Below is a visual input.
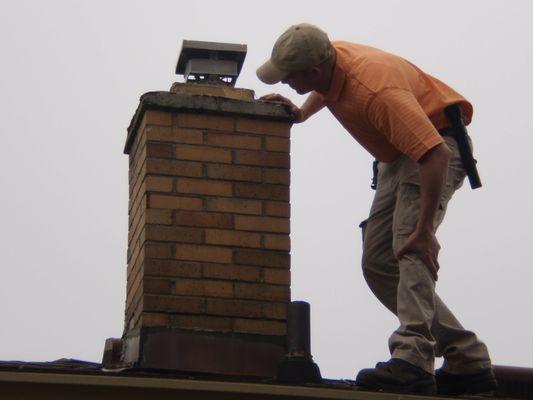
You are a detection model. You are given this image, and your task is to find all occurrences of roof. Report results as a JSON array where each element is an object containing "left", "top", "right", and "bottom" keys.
[
  {"left": 2, "top": 358, "right": 529, "bottom": 400},
  {"left": 0, "top": 358, "right": 459, "bottom": 400}
]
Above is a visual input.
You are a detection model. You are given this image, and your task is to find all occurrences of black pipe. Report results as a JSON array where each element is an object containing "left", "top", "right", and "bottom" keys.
[{"left": 276, "top": 301, "right": 321, "bottom": 383}]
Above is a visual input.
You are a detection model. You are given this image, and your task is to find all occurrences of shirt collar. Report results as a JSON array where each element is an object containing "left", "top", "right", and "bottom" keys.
[{"left": 320, "top": 62, "right": 346, "bottom": 103}]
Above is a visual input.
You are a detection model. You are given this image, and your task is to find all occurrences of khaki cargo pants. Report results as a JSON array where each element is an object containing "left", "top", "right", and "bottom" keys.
[{"left": 361, "top": 136, "right": 492, "bottom": 375}]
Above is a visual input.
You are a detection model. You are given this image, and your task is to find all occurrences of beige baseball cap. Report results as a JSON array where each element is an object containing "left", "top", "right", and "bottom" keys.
[{"left": 257, "top": 23, "right": 332, "bottom": 84}]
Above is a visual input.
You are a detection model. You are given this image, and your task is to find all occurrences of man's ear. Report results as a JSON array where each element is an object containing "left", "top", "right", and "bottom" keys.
[{"left": 309, "top": 66, "right": 323, "bottom": 81}]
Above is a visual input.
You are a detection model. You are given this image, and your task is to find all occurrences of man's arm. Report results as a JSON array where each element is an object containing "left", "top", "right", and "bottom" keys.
[
  {"left": 396, "top": 143, "right": 451, "bottom": 280},
  {"left": 367, "top": 89, "right": 452, "bottom": 280},
  {"left": 260, "top": 91, "right": 325, "bottom": 123}
]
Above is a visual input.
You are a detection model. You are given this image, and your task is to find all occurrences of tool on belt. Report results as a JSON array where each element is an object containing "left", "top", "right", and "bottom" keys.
[
  {"left": 442, "top": 103, "right": 482, "bottom": 189},
  {"left": 370, "top": 103, "right": 482, "bottom": 190}
]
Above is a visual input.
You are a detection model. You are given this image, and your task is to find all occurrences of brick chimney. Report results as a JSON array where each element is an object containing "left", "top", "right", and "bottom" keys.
[{"left": 107, "top": 41, "right": 293, "bottom": 377}]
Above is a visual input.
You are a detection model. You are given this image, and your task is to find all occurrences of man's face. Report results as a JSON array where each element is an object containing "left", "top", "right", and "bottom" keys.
[{"left": 281, "top": 69, "right": 317, "bottom": 95}]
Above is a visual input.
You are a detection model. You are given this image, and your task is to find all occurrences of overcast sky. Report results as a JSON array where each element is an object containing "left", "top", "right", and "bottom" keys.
[{"left": 1, "top": 0, "right": 532, "bottom": 379}]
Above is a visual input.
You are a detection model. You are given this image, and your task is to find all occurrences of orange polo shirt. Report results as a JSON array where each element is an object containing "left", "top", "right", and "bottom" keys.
[{"left": 318, "top": 41, "right": 473, "bottom": 162}]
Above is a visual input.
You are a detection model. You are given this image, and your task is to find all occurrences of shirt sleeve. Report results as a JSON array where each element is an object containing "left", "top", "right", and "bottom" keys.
[{"left": 367, "top": 88, "right": 444, "bottom": 161}]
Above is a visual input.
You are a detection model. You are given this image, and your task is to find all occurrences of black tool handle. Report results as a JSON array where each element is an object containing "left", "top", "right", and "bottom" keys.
[{"left": 444, "top": 104, "right": 482, "bottom": 189}]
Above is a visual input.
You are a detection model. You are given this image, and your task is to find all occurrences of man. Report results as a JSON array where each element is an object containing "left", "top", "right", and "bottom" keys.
[{"left": 257, "top": 23, "right": 497, "bottom": 395}]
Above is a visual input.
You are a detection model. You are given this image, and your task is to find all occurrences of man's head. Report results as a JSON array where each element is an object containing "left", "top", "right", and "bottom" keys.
[{"left": 257, "top": 23, "right": 335, "bottom": 94}]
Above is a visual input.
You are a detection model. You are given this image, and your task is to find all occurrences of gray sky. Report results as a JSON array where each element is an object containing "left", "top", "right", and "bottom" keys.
[{"left": 1, "top": 0, "right": 532, "bottom": 379}]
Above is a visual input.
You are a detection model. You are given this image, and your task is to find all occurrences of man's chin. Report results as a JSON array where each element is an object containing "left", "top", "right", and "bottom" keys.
[{"left": 295, "top": 88, "right": 311, "bottom": 95}]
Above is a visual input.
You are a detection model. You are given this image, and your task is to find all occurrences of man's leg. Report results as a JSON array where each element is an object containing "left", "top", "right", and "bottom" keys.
[
  {"left": 359, "top": 137, "right": 493, "bottom": 393},
  {"left": 361, "top": 160, "right": 399, "bottom": 315},
  {"left": 388, "top": 180, "right": 444, "bottom": 374},
  {"left": 432, "top": 296, "right": 492, "bottom": 373},
  {"left": 358, "top": 159, "right": 437, "bottom": 394},
  {"left": 388, "top": 137, "right": 492, "bottom": 375}
]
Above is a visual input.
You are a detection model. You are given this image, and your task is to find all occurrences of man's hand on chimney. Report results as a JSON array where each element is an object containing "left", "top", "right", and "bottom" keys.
[{"left": 260, "top": 93, "right": 303, "bottom": 122}]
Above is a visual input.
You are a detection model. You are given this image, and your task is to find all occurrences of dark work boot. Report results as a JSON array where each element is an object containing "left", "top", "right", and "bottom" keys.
[
  {"left": 436, "top": 368, "right": 498, "bottom": 395},
  {"left": 355, "top": 358, "right": 437, "bottom": 395}
]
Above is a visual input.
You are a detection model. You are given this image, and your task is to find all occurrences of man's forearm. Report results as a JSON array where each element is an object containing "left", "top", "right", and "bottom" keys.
[
  {"left": 416, "top": 143, "right": 451, "bottom": 232},
  {"left": 300, "top": 91, "right": 326, "bottom": 122}
]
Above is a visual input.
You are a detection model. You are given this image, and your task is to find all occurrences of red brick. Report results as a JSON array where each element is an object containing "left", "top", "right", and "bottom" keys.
[
  {"left": 205, "top": 229, "right": 261, "bottom": 248},
  {"left": 203, "top": 263, "right": 262, "bottom": 282},
  {"left": 145, "top": 209, "right": 173, "bottom": 225},
  {"left": 145, "top": 176, "right": 173, "bottom": 192},
  {"left": 235, "top": 215, "right": 290, "bottom": 234},
  {"left": 146, "top": 142, "right": 174, "bottom": 158},
  {"left": 128, "top": 239, "right": 145, "bottom": 272},
  {"left": 262, "top": 303, "right": 288, "bottom": 320},
  {"left": 146, "top": 126, "right": 203, "bottom": 144},
  {"left": 234, "top": 249, "right": 290, "bottom": 268},
  {"left": 127, "top": 304, "right": 143, "bottom": 331},
  {"left": 234, "top": 150, "right": 289, "bottom": 168},
  {"left": 130, "top": 157, "right": 147, "bottom": 193},
  {"left": 126, "top": 295, "right": 142, "bottom": 329},
  {"left": 234, "top": 282, "right": 290, "bottom": 302},
  {"left": 263, "top": 168, "right": 290, "bottom": 185},
  {"left": 129, "top": 204, "right": 145, "bottom": 241},
  {"left": 175, "top": 144, "right": 232, "bottom": 163},
  {"left": 129, "top": 181, "right": 147, "bottom": 214},
  {"left": 127, "top": 237, "right": 141, "bottom": 265},
  {"left": 206, "top": 298, "right": 263, "bottom": 318},
  {"left": 145, "top": 225, "right": 203, "bottom": 244},
  {"left": 130, "top": 163, "right": 146, "bottom": 198},
  {"left": 205, "top": 197, "right": 262, "bottom": 215},
  {"left": 129, "top": 214, "right": 143, "bottom": 248},
  {"left": 144, "top": 294, "right": 205, "bottom": 313},
  {"left": 149, "top": 194, "right": 203, "bottom": 211},
  {"left": 126, "top": 263, "right": 142, "bottom": 298},
  {"left": 207, "top": 164, "right": 262, "bottom": 182},
  {"left": 170, "top": 315, "right": 232, "bottom": 332},
  {"left": 236, "top": 118, "right": 290, "bottom": 137},
  {"left": 263, "top": 269, "right": 290, "bottom": 285},
  {"left": 145, "top": 243, "right": 173, "bottom": 259},
  {"left": 233, "top": 183, "right": 289, "bottom": 201},
  {"left": 177, "top": 113, "right": 234, "bottom": 131},
  {"left": 205, "top": 132, "right": 261, "bottom": 150},
  {"left": 265, "top": 137, "right": 290, "bottom": 152},
  {"left": 144, "top": 110, "right": 172, "bottom": 126},
  {"left": 174, "top": 211, "right": 232, "bottom": 228},
  {"left": 175, "top": 244, "right": 233, "bottom": 263},
  {"left": 129, "top": 166, "right": 143, "bottom": 202},
  {"left": 129, "top": 128, "right": 147, "bottom": 164},
  {"left": 264, "top": 201, "right": 290, "bottom": 217},
  {"left": 264, "top": 234, "right": 290, "bottom": 251},
  {"left": 144, "top": 278, "right": 172, "bottom": 294},
  {"left": 144, "top": 259, "right": 202, "bottom": 278},
  {"left": 129, "top": 156, "right": 145, "bottom": 184},
  {"left": 233, "top": 319, "right": 286, "bottom": 336},
  {"left": 174, "top": 279, "right": 233, "bottom": 298},
  {"left": 176, "top": 178, "right": 232, "bottom": 196},
  {"left": 126, "top": 264, "right": 143, "bottom": 309},
  {"left": 127, "top": 248, "right": 144, "bottom": 283},
  {"left": 140, "top": 312, "right": 170, "bottom": 327},
  {"left": 146, "top": 159, "right": 203, "bottom": 177}
]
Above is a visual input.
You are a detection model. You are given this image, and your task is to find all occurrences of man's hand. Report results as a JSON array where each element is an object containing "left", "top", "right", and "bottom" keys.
[
  {"left": 396, "top": 228, "right": 440, "bottom": 281},
  {"left": 394, "top": 142, "right": 451, "bottom": 282},
  {"left": 260, "top": 93, "right": 304, "bottom": 122}
]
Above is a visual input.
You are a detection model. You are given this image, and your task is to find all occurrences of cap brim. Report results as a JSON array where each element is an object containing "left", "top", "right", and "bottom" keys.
[{"left": 256, "top": 59, "right": 289, "bottom": 84}]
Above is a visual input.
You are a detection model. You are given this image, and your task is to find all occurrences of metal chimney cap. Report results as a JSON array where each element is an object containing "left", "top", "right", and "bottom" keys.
[{"left": 176, "top": 40, "right": 247, "bottom": 87}]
